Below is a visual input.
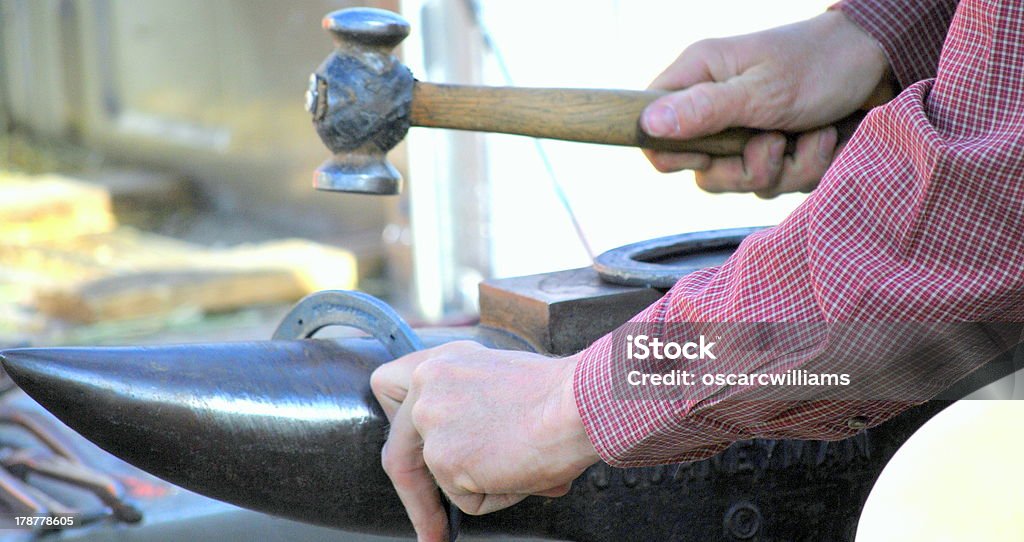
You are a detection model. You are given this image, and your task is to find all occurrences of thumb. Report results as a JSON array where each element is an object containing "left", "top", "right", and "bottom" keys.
[{"left": 641, "top": 79, "right": 751, "bottom": 140}]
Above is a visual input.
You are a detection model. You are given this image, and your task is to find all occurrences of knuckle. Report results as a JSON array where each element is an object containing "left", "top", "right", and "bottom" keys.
[
  {"left": 369, "top": 365, "right": 388, "bottom": 395},
  {"left": 409, "top": 398, "right": 436, "bottom": 429},
  {"left": 421, "top": 444, "right": 449, "bottom": 476},
  {"left": 420, "top": 441, "right": 441, "bottom": 466},
  {"left": 686, "top": 38, "right": 717, "bottom": 59},
  {"left": 742, "top": 142, "right": 783, "bottom": 191},
  {"left": 409, "top": 366, "right": 428, "bottom": 390},
  {"left": 451, "top": 471, "right": 482, "bottom": 495},
  {"left": 380, "top": 447, "right": 402, "bottom": 478},
  {"left": 411, "top": 358, "right": 444, "bottom": 387}
]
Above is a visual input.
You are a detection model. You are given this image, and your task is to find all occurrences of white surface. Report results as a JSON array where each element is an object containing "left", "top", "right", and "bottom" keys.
[{"left": 858, "top": 401, "right": 1024, "bottom": 542}]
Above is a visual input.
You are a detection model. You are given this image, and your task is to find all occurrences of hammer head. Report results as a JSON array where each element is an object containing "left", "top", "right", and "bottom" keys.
[{"left": 307, "top": 8, "right": 414, "bottom": 195}]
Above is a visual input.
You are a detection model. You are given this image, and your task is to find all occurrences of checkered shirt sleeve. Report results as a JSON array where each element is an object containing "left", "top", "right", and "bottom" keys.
[{"left": 575, "top": 0, "right": 1024, "bottom": 467}]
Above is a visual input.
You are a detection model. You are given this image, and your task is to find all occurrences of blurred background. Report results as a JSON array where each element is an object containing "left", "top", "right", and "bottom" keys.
[{"left": 0, "top": 0, "right": 832, "bottom": 347}]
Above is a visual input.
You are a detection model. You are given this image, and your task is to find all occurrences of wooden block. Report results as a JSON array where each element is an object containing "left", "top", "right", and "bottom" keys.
[
  {"left": 19, "top": 230, "right": 358, "bottom": 323},
  {"left": 34, "top": 268, "right": 304, "bottom": 323},
  {"left": 0, "top": 227, "right": 199, "bottom": 289},
  {"left": 0, "top": 172, "right": 357, "bottom": 324},
  {"left": 213, "top": 239, "right": 359, "bottom": 292},
  {"left": 0, "top": 174, "right": 116, "bottom": 243},
  {"left": 479, "top": 267, "right": 662, "bottom": 355},
  {"left": 0, "top": 172, "right": 358, "bottom": 328}
]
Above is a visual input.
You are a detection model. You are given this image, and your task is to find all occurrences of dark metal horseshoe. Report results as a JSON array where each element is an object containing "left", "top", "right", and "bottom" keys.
[
  {"left": 594, "top": 226, "right": 769, "bottom": 288},
  {"left": 272, "top": 290, "right": 423, "bottom": 356}
]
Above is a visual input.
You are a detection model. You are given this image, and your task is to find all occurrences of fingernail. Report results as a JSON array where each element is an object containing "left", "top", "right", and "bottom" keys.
[
  {"left": 642, "top": 104, "right": 680, "bottom": 137},
  {"left": 818, "top": 127, "right": 837, "bottom": 162}
]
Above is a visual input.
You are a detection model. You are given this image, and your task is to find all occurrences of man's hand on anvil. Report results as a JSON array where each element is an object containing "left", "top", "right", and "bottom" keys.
[
  {"left": 370, "top": 341, "right": 599, "bottom": 542},
  {"left": 641, "top": 10, "right": 892, "bottom": 198}
]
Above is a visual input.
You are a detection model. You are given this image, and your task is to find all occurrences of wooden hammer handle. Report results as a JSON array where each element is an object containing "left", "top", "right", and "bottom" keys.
[{"left": 410, "top": 83, "right": 865, "bottom": 155}]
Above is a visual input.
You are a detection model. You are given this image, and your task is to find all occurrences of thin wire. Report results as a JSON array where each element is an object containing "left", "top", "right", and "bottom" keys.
[{"left": 460, "top": 0, "right": 596, "bottom": 261}]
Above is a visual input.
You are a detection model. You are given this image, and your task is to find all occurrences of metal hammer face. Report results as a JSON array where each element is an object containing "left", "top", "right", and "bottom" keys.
[{"left": 307, "top": 8, "right": 414, "bottom": 195}]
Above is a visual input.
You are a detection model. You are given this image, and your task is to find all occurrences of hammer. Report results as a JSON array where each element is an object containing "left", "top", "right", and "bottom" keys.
[{"left": 308, "top": 7, "right": 866, "bottom": 195}]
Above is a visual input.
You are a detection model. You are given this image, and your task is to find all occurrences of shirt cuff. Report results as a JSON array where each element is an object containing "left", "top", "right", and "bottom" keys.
[{"left": 574, "top": 327, "right": 739, "bottom": 467}]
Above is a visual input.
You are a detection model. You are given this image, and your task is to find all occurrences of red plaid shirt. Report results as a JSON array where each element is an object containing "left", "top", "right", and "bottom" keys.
[{"left": 575, "top": 0, "right": 1024, "bottom": 467}]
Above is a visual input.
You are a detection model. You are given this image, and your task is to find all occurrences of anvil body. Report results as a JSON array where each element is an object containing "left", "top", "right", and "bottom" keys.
[{"left": 3, "top": 268, "right": 1000, "bottom": 540}]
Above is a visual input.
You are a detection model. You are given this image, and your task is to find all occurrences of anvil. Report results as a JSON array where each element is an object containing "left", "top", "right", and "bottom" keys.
[{"left": 3, "top": 277, "right": 1015, "bottom": 540}]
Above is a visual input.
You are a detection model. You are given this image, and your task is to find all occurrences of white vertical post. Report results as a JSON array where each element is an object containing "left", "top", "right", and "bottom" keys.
[{"left": 399, "top": 0, "right": 488, "bottom": 321}]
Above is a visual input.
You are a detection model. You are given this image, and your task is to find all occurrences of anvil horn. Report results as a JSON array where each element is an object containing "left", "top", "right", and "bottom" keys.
[{"left": 0, "top": 339, "right": 414, "bottom": 535}]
